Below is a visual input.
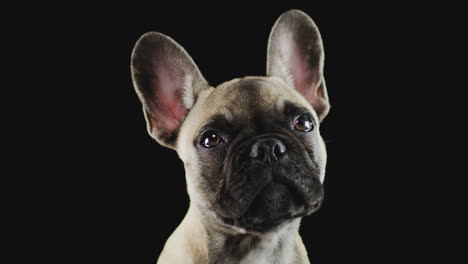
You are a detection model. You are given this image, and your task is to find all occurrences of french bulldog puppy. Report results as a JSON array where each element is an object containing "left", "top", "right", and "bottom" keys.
[{"left": 131, "top": 9, "right": 330, "bottom": 264}]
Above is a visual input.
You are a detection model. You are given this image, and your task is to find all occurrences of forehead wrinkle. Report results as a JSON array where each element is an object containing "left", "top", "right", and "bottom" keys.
[
  {"left": 216, "top": 78, "right": 286, "bottom": 120},
  {"left": 220, "top": 106, "right": 234, "bottom": 121},
  {"left": 211, "top": 86, "right": 254, "bottom": 115},
  {"left": 200, "top": 76, "right": 319, "bottom": 128}
]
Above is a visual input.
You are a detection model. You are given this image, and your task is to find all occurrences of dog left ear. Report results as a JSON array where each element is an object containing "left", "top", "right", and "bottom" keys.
[
  {"left": 267, "top": 10, "right": 330, "bottom": 121},
  {"left": 131, "top": 32, "right": 209, "bottom": 148}
]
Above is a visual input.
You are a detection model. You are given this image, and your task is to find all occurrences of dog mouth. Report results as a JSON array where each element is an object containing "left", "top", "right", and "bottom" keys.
[
  {"left": 244, "top": 182, "right": 306, "bottom": 219},
  {"left": 219, "top": 179, "right": 322, "bottom": 232}
]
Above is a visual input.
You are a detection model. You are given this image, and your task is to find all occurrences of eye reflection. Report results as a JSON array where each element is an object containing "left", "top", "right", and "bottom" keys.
[
  {"left": 201, "top": 132, "right": 222, "bottom": 148},
  {"left": 294, "top": 116, "right": 314, "bottom": 132}
]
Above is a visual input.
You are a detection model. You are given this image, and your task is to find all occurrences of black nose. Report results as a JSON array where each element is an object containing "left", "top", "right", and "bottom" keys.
[{"left": 250, "top": 138, "right": 286, "bottom": 162}]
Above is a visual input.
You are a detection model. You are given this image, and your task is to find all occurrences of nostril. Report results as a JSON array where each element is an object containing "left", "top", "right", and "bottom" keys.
[
  {"left": 273, "top": 142, "right": 286, "bottom": 158},
  {"left": 250, "top": 143, "right": 266, "bottom": 160},
  {"left": 250, "top": 139, "right": 286, "bottom": 162},
  {"left": 250, "top": 143, "right": 259, "bottom": 158}
]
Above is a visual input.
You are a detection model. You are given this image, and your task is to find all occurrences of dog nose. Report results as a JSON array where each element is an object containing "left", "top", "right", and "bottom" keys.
[{"left": 250, "top": 138, "right": 286, "bottom": 162}]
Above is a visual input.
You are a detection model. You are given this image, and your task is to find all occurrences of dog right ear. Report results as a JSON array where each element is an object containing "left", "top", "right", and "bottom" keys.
[
  {"left": 267, "top": 10, "right": 330, "bottom": 122},
  {"left": 131, "top": 32, "right": 209, "bottom": 149}
]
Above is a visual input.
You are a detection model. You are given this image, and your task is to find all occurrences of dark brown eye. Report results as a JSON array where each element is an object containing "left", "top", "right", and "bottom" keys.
[
  {"left": 201, "top": 132, "right": 223, "bottom": 148},
  {"left": 294, "top": 116, "right": 314, "bottom": 132}
]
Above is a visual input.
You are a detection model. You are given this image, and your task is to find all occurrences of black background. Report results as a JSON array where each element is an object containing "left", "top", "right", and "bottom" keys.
[{"left": 27, "top": 3, "right": 454, "bottom": 264}]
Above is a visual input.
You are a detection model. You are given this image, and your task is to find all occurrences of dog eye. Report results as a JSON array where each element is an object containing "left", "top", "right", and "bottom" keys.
[
  {"left": 200, "top": 131, "right": 223, "bottom": 148},
  {"left": 294, "top": 116, "right": 314, "bottom": 132}
]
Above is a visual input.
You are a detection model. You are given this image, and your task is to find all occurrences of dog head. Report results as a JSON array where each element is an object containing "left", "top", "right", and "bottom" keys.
[{"left": 131, "top": 10, "right": 330, "bottom": 233}]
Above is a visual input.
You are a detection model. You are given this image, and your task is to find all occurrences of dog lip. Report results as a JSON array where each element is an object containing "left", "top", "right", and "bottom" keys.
[
  {"left": 216, "top": 173, "right": 272, "bottom": 220},
  {"left": 217, "top": 171, "right": 313, "bottom": 220},
  {"left": 219, "top": 179, "right": 320, "bottom": 232},
  {"left": 272, "top": 177, "right": 307, "bottom": 206}
]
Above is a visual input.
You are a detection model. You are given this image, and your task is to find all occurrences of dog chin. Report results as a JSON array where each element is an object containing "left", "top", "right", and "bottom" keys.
[{"left": 221, "top": 182, "right": 310, "bottom": 233}]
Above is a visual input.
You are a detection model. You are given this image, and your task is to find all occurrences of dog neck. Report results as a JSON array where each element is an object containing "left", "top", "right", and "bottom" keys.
[
  {"left": 205, "top": 217, "right": 305, "bottom": 264},
  {"left": 158, "top": 205, "right": 310, "bottom": 264}
]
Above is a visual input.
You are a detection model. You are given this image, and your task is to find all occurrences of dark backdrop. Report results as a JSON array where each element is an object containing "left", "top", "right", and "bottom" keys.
[{"left": 44, "top": 4, "right": 449, "bottom": 264}]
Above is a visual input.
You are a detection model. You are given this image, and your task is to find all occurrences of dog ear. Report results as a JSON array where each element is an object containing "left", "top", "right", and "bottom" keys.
[
  {"left": 267, "top": 10, "right": 330, "bottom": 121},
  {"left": 131, "top": 32, "right": 209, "bottom": 148}
]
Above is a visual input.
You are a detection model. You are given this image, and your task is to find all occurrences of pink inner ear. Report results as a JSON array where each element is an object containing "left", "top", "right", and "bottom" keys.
[
  {"left": 288, "top": 41, "right": 319, "bottom": 102},
  {"left": 153, "top": 66, "right": 187, "bottom": 134}
]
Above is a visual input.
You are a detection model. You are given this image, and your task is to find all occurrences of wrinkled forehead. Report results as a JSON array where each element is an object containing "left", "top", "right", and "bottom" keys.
[{"left": 205, "top": 77, "right": 313, "bottom": 119}]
